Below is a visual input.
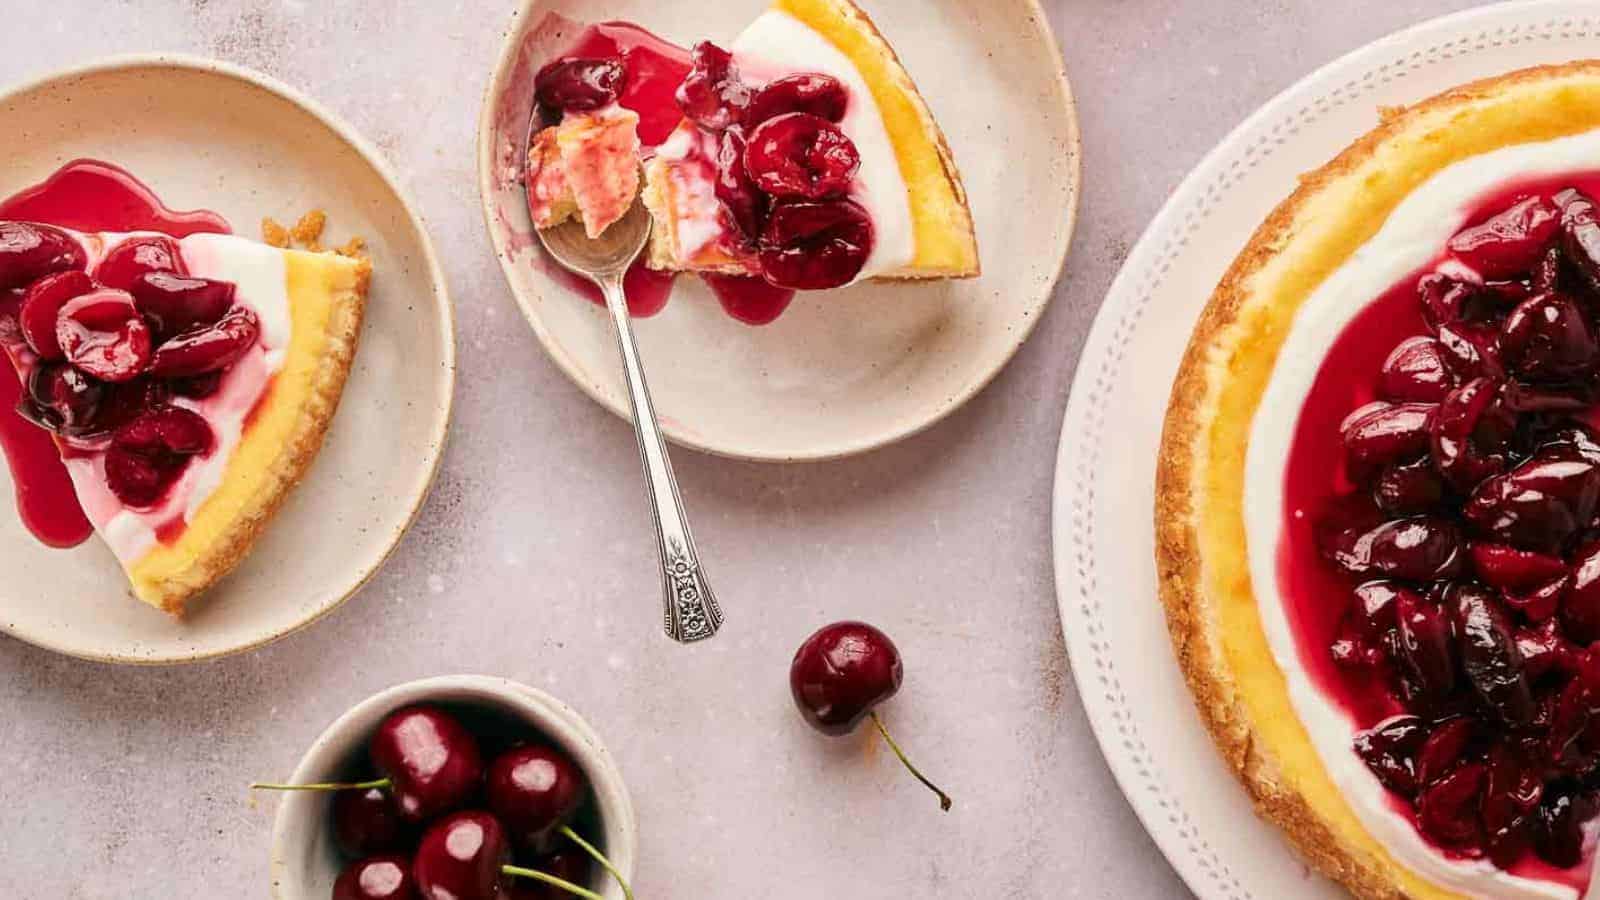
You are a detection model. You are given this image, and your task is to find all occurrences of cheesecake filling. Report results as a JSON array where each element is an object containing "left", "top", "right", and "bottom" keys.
[
  {"left": 1245, "top": 129, "right": 1600, "bottom": 899},
  {"left": 51, "top": 231, "right": 289, "bottom": 565}
]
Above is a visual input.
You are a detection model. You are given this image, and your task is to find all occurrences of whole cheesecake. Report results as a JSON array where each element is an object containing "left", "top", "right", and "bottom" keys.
[{"left": 1158, "top": 62, "right": 1600, "bottom": 898}]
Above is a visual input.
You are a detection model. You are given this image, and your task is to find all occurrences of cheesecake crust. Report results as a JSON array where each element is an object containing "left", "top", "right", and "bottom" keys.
[{"left": 1156, "top": 61, "right": 1600, "bottom": 900}]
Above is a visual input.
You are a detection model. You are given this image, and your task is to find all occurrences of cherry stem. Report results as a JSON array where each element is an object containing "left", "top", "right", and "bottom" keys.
[
  {"left": 869, "top": 711, "right": 953, "bottom": 812},
  {"left": 247, "top": 778, "right": 390, "bottom": 792},
  {"left": 502, "top": 864, "right": 605, "bottom": 900},
  {"left": 560, "top": 824, "right": 635, "bottom": 900}
]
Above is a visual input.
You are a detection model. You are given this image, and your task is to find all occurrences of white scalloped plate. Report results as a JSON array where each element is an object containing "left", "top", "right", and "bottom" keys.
[{"left": 1052, "top": 3, "right": 1600, "bottom": 897}]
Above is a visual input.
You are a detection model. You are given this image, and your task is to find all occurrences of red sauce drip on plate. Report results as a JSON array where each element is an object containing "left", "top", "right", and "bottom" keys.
[
  {"left": 1278, "top": 171, "right": 1600, "bottom": 888},
  {"left": 0, "top": 159, "right": 229, "bottom": 547},
  {"left": 703, "top": 274, "right": 796, "bottom": 326}
]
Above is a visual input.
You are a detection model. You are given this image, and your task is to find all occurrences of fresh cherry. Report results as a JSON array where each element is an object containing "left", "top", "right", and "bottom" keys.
[
  {"left": 130, "top": 272, "right": 236, "bottom": 339},
  {"left": 745, "top": 73, "right": 848, "bottom": 128},
  {"left": 94, "top": 235, "right": 182, "bottom": 292},
  {"left": 791, "top": 621, "right": 952, "bottom": 811},
  {"left": 334, "top": 787, "right": 408, "bottom": 858},
  {"left": 19, "top": 269, "right": 93, "bottom": 359},
  {"left": 759, "top": 199, "right": 874, "bottom": 291},
  {"left": 0, "top": 222, "right": 85, "bottom": 291},
  {"left": 253, "top": 705, "right": 483, "bottom": 825},
  {"left": 55, "top": 288, "right": 151, "bottom": 382},
  {"left": 148, "top": 305, "right": 259, "bottom": 378},
  {"left": 334, "top": 855, "right": 419, "bottom": 900},
  {"left": 744, "top": 113, "right": 860, "bottom": 199},
  {"left": 674, "top": 41, "right": 750, "bottom": 130},
  {"left": 503, "top": 853, "right": 590, "bottom": 900},
  {"left": 535, "top": 58, "right": 626, "bottom": 115},
  {"left": 486, "top": 745, "right": 585, "bottom": 852},
  {"left": 414, "top": 811, "right": 626, "bottom": 900}
]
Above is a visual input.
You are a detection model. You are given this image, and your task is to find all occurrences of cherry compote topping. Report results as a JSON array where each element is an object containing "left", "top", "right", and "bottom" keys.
[
  {"left": 745, "top": 73, "right": 848, "bottom": 129},
  {"left": 744, "top": 113, "right": 860, "bottom": 200},
  {"left": 95, "top": 234, "right": 183, "bottom": 292},
  {"left": 675, "top": 41, "right": 751, "bottom": 131},
  {"left": 0, "top": 222, "right": 85, "bottom": 291},
  {"left": 534, "top": 58, "right": 625, "bottom": 115},
  {"left": 759, "top": 199, "right": 874, "bottom": 291},
  {"left": 55, "top": 289, "right": 152, "bottom": 383},
  {"left": 131, "top": 272, "right": 236, "bottom": 339},
  {"left": 1295, "top": 177, "right": 1600, "bottom": 880},
  {"left": 20, "top": 270, "right": 94, "bottom": 360},
  {"left": 148, "top": 306, "right": 259, "bottom": 378}
]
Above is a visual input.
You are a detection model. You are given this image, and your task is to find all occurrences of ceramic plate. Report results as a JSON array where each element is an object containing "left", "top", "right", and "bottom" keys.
[
  {"left": 1051, "top": 2, "right": 1600, "bottom": 897},
  {"left": 479, "top": 0, "right": 1079, "bottom": 461},
  {"left": 0, "top": 56, "right": 454, "bottom": 664}
]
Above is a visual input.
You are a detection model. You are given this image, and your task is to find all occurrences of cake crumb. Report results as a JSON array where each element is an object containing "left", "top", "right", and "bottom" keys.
[
  {"left": 291, "top": 210, "right": 327, "bottom": 252},
  {"left": 337, "top": 236, "right": 367, "bottom": 258},
  {"left": 1377, "top": 104, "right": 1407, "bottom": 123},
  {"left": 261, "top": 217, "right": 290, "bottom": 248}
]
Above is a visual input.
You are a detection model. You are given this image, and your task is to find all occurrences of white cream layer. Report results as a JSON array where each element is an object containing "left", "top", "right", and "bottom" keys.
[
  {"left": 60, "top": 231, "right": 290, "bottom": 565},
  {"left": 731, "top": 9, "right": 916, "bottom": 282},
  {"left": 1243, "top": 131, "right": 1600, "bottom": 899}
]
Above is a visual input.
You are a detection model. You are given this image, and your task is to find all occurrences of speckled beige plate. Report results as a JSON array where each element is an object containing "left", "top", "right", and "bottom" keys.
[
  {"left": 478, "top": 0, "right": 1079, "bottom": 461},
  {"left": 0, "top": 56, "right": 454, "bottom": 664}
]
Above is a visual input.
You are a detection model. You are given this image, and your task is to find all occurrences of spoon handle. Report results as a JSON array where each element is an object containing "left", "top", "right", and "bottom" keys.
[{"left": 598, "top": 273, "right": 723, "bottom": 643}]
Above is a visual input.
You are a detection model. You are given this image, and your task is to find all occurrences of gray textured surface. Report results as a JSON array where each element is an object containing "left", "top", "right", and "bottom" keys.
[{"left": 0, "top": 1, "right": 1485, "bottom": 897}]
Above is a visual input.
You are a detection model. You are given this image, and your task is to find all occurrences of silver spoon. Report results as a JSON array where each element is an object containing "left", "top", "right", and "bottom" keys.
[{"left": 535, "top": 199, "right": 723, "bottom": 643}]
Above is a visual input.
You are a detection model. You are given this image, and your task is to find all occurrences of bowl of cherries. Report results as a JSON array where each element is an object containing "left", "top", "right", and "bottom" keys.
[{"left": 261, "top": 675, "right": 637, "bottom": 900}]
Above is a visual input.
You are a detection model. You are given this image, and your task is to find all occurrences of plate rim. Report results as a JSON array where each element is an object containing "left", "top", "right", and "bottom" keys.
[
  {"left": 1050, "top": 2, "right": 1600, "bottom": 896},
  {"left": 0, "top": 52, "right": 458, "bottom": 666},
  {"left": 474, "top": 0, "right": 1083, "bottom": 463}
]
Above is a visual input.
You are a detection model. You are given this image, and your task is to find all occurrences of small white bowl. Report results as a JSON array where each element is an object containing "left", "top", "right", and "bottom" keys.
[{"left": 268, "top": 675, "right": 637, "bottom": 899}]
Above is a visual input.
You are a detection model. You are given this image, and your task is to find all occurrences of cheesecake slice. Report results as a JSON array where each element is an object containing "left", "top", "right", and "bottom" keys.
[
  {"left": 0, "top": 222, "right": 368, "bottom": 613},
  {"left": 529, "top": 0, "right": 978, "bottom": 293}
]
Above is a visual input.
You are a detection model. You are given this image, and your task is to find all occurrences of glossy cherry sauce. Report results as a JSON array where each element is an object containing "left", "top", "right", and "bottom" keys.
[
  {"left": 0, "top": 159, "right": 229, "bottom": 547},
  {"left": 538, "top": 21, "right": 798, "bottom": 325},
  {"left": 1278, "top": 171, "right": 1600, "bottom": 887}
]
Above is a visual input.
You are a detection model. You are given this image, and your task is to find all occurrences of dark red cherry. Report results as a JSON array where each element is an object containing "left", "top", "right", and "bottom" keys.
[
  {"left": 1532, "top": 783, "right": 1591, "bottom": 868},
  {"left": 485, "top": 745, "right": 585, "bottom": 852},
  {"left": 1436, "top": 321, "right": 1506, "bottom": 381},
  {"left": 674, "top": 41, "right": 750, "bottom": 130},
  {"left": 1516, "top": 619, "right": 1578, "bottom": 679},
  {"left": 1374, "top": 458, "right": 1447, "bottom": 515},
  {"left": 745, "top": 113, "right": 860, "bottom": 199},
  {"left": 1430, "top": 378, "right": 1514, "bottom": 491},
  {"left": 534, "top": 58, "right": 625, "bottom": 115},
  {"left": 759, "top": 199, "right": 873, "bottom": 290},
  {"left": 130, "top": 272, "right": 235, "bottom": 339},
  {"left": 745, "top": 74, "right": 848, "bottom": 128},
  {"left": 1452, "top": 584, "right": 1535, "bottom": 728},
  {"left": 1416, "top": 762, "right": 1487, "bottom": 849},
  {"left": 1380, "top": 336, "right": 1458, "bottom": 403},
  {"left": 0, "top": 222, "right": 85, "bottom": 291},
  {"left": 1419, "top": 274, "right": 1486, "bottom": 332},
  {"left": 370, "top": 706, "right": 484, "bottom": 824},
  {"left": 95, "top": 235, "right": 182, "bottom": 292},
  {"left": 1481, "top": 747, "right": 1543, "bottom": 866},
  {"left": 1323, "top": 517, "right": 1464, "bottom": 582},
  {"left": 147, "top": 305, "right": 259, "bottom": 378},
  {"left": 1396, "top": 590, "right": 1459, "bottom": 700},
  {"left": 1447, "top": 195, "right": 1561, "bottom": 279},
  {"left": 1499, "top": 293, "right": 1598, "bottom": 382},
  {"left": 1469, "top": 542, "right": 1567, "bottom": 593},
  {"left": 791, "top": 621, "right": 902, "bottom": 735},
  {"left": 790, "top": 620, "right": 951, "bottom": 810},
  {"left": 19, "top": 269, "right": 93, "bottom": 359},
  {"left": 104, "top": 407, "right": 214, "bottom": 507},
  {"left": 1562, "top": 541, "right": 1600, "bottom": 644},
  {"left": 713, "top": 128, "right": 768, "bottom": 242},
  {"left": 1464, "top": 450, "right": 1600, "bottom": 553},
  {"left": 1353, "top": 715, "right": 1428, "bottom": 795},
  {"left": 1504, "top": 574, "right": 1568, "bottom": 623},
  {"left": 169, "top": 371, "right": 223, "bottom": 400},
  {"left": 23, "top": 363, "right": 102, "bottom": 434},
  {"left": 412, "top": 811, "right": 509, "bottom": 900},
  {"left": 1415, "top": 717, "right": 1475, "bottom": 787},
  {"left": 334, "top": 855, "right": 419, "bottom": 900},
  {"left": 1340, "top": 401, "right": 1434, "bottom": 473},
  {"left": 1556, "top": 188, "right": 1600, "bottom": 296},
  {"left": 55, "top": 289, "right": 151, "bottom": 382},
  {"left": 334, "top": 787, "right": 408, "bottom": 858}
]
